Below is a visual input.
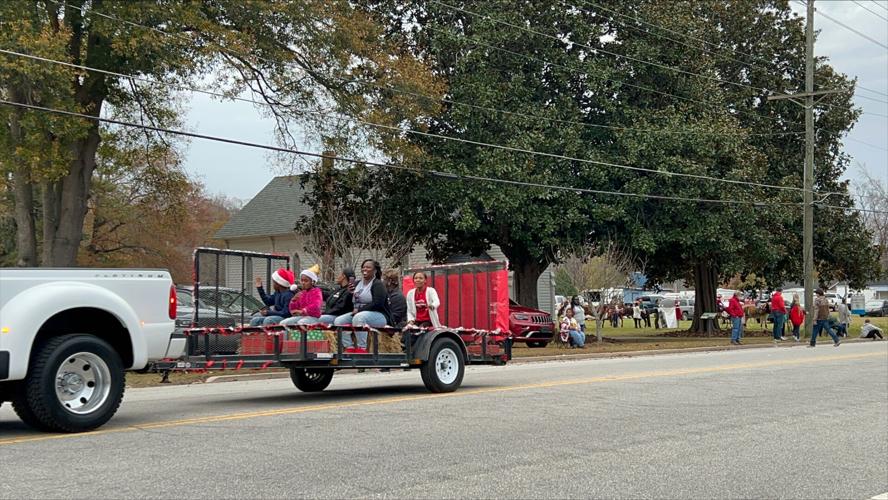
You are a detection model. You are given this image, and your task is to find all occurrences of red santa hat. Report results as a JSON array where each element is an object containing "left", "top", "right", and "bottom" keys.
[{"left": 272, "top": 268, "right": 295, "bottom": 288}]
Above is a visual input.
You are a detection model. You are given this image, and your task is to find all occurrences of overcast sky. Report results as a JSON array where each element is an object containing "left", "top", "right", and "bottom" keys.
[{"left": 181, "top": 1, "right": 888, "bottom": 202}]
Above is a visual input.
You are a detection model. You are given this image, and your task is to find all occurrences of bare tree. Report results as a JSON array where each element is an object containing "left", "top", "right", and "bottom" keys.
[
  {"left": 856, "top": 166, "right": 888, "bottom": 274},
  {"left": 558, "top": 242, "right": 643, "bottom": 344}
]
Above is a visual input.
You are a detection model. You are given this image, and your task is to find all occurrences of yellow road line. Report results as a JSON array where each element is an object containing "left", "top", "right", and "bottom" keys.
[{"left": 0, "top": 351, "right": 883, "bottom": 447}]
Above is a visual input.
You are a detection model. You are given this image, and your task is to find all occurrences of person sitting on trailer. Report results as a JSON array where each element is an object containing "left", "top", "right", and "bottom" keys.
[
  {"left": 406, "top": 271, "right": 441, "bottom": 328},
  {"left": 335, "top": 259, "right": 388, "bottom": 352},
  {"left": 280, "top": 269, "right": 324, "bottom": 326},
  {"left": 250, "top": 268, "right": 295, "bottom": 326},
  {"left": 383, "top": 270, "right": 407, "bottom": 328},
  {"left": 317, "top": 268, "right": 355, "bottom": 325}
]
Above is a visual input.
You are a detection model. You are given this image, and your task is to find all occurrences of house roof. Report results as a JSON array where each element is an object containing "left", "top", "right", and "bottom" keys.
[{"left": 215, "top": 176, "right": 312, "bottom": 240}]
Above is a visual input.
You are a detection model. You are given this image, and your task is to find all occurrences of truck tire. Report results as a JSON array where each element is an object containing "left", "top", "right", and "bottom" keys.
[
  {"left": 420, "top": 337, "right": 465, "bottom": 393},
  {"left": 12, "top": 335, "right": 125, "bottom": 433},
  {"left": 290, "top": 367, "right": 334, "bottom": 392}
]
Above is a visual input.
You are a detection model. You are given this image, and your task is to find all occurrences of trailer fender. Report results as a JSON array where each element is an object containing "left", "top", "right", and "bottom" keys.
[{"left": 409, "top": 329, "right": 468, "bottom": 362}]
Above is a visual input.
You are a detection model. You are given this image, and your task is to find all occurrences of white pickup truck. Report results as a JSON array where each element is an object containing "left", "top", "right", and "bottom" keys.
[{"left": 0, "top": 269, "right": 183, "bottom": 432}]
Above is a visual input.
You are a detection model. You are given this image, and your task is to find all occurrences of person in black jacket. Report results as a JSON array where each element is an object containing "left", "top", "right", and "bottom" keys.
[
  {"left": 317, "top": 268, "right": 355, "bottom": 324},
  {"left": 383, "top": 270, "right": 407, "bottom": 328},
  {"left": 334, "top": 259, "right": 387, "bottom": 351}
]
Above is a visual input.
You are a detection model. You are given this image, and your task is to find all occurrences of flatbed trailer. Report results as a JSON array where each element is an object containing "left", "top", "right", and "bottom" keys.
[{"left": 155, "top": 323, "right": 512, "bottom": 393}]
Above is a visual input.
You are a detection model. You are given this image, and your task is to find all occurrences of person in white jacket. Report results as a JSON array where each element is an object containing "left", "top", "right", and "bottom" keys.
[{"left": 406, "top": 271, "right": 442, "bottom": 328}]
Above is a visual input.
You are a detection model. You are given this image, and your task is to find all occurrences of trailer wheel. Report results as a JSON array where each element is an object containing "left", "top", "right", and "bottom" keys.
[
  {"left": 421, "top": 337, "right": 465, "bottom": 393},
  {"left": 12, "top": 335, "right": 125, "bottom": 433},
  {"left": 290, "top": 367, "right": 334, "bottom": 392}
]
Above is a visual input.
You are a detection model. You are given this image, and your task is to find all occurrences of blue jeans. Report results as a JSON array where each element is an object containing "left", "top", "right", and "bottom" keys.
[
  {"left": 250, "top": 314, "right": 284, "bottom": 326},
  {"left": 334, "top": 311, "right": 387, "bottom": 348},
  {"left": 318, "top": 314, "right": 338, "bottom": 325},
  {"left": 568, "top": 330, "right": 584, "bottom": 347},
  {"left": 811, "top": 319, "right": 839, "bottom": 346},
  {"left": 772, "top": 313, "right": 786, "bottom": 339},
  {"left": 280, "top": 316, "right": 321, "bottom": 326},
  {"left": 731, "top": 316, "right": 743, "bottom": 342}
]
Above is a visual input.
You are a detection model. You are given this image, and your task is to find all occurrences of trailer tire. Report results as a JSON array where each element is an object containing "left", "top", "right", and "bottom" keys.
[
  {"left": 12, "top": 335, "right": 125, "bottom": 433},
  {"left": 290, "top": 367, "right": 334, "bottom": 392},
  {"left": 421, "top": 337, "right": 464, "bottom": 393}
]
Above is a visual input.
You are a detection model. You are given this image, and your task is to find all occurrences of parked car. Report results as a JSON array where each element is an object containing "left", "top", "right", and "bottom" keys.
[
  {"left": 677, "top": 298, "right": 695, "bottom": 321},
  {"left": 175, "top": 286, "right": 266, "bottom": 354},
  {"left": 509, "top": 299, "right": 556, "bottom": 348},
  {"left": 864, "top": 299, "right": 888, "bottom": 317}
]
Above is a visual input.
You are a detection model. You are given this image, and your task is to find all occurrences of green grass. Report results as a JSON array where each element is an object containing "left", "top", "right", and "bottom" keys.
[{"left": 577, "top": 315, "right": 888, "bottom": 338}]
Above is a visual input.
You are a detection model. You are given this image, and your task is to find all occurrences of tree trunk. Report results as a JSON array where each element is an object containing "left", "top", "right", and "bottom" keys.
[
  {"left": 11, "top": 166, "right": 37, "bottom": 267},
  {"left": 512, "top": 259, "right": 544, "bottom": 308},
  {"left": 690, "top": 261, "right": 720, "bottom": 335},
  {"left": 8, "top": 89, "right": 37, "bottom": 267},
  {"left": 42, "top": 123, "right": 102, "bottom": 266}
]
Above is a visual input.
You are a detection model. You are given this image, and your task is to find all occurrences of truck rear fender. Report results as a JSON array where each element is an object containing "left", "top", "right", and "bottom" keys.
[
  {"left": 410, "top": 329, "right": 467, "bottom": 362},
  {"left": 2, "top": 282, "right": 145, "bottom": 380}
]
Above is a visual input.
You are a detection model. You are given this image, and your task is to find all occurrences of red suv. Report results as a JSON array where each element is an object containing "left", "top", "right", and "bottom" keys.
[{"left": 509, "top": 299, "right": 555, "bottom": 347}]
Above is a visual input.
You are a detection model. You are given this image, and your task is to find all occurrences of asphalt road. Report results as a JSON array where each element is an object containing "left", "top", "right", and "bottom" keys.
[{"left": 1, "top": 342, "right": 886, "bottom": 499}]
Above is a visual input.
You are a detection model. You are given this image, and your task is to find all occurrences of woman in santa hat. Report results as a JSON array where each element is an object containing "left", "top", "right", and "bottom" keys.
[
  {"left": 249, "top": 268, "right": 296, "bottom": 326},
  {"left": 280, "top": 269, "right": 324, "bottom": 326}
]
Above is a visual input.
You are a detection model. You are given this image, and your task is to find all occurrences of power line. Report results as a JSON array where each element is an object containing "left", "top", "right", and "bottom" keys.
[
  {"left": 52, "top": 1, "right": 795, "bottom": 135},
  {"left": 852, "top": 0, "right": 888, "bottom": 22},
  {"left": 582, "top": 0, "right": 888, "bottom": 99},
  {"left": 0, "top": 99, "right": 814, "bottom": 208},
  {"left": 0, "top": 48, "right": 807, "bottom": 194},
  {"left": 845, "top": 136, "right": 888, "bottom": 151},
  {"left": 0, "top": 48, "right": 800, "bottom": 140},
  {"left": 431, "top": 0, "right": 771, "bottom": 94},
  {"left": 797, "top": 0, "right": 888, "bottom": 49},
  {"left": 871, "top": 0, "right": 888, "bottom": 13}
]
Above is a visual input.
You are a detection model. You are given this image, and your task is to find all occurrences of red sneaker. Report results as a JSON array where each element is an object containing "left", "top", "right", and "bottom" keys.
[
  {"left": 353, "top": 347, "right": 368, "bottom": 354},
  {"left": 344, "top": 347, "right": 356, "bottom": 353}
]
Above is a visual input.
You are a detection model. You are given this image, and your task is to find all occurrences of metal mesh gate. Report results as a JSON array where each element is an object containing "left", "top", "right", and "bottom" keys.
[{"left": 186, "top": 247, "right": 290, "bottom": 354}]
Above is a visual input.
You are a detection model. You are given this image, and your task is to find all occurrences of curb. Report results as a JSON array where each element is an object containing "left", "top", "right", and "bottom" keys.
[
  {"left": 203, "top": 338, "right": 872, "bottom": 383},
  {"left": 509, "top": 337, "right": 869, "bottom": 364}
]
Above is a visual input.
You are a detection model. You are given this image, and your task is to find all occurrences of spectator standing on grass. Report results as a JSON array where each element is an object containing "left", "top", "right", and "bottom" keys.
[
  {"left": 836, "top": 298, "right": 851, "bottom": 338},
  {"left": 632, "top": 302, "right": 642, "bottom": 328},
  {"left": 771, "top": 288, "right": 787, "bottom": 341},
  {"left": 810, "top": 289, "right": 840, "bottom": 348},
  {"left": 859, "top": 319, "right": 883, "bottom": 340},
  {"left": 789, "top": 294, "right": 804, "bottom": 342},
  {"left": 727, "top": 291, "right": 745, "bottom": 345},
  {"left": 571, "top": 296, "right": 586, "bottom": 333}
]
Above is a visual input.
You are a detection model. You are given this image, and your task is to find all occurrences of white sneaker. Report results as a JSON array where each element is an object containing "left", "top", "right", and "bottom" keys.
[{"left": 779, "top": 336, "right": 788, "bottom": 341}]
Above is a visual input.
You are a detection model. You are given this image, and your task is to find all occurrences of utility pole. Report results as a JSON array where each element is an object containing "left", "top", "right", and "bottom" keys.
[
  {"left": 767, "top": 0, "right": 840, "bottom": 340},
  {"left": 803, "top": 0, "right": 815, "bottom": 341}
]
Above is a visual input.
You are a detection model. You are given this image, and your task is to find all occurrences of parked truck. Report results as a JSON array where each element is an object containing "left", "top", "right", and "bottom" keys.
[{"left": 0, "top": 268, "right": 180, "bottom": 432}]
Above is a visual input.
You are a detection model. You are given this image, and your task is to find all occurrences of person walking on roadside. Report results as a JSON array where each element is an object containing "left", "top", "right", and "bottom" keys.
[
  {"left": 727, "top": 291, "right": 745, "bottom": 345},
  {"left": 836, "top": 298, "right": 851, "bottom": 338},
  {"left": 810, "top": 289, "right": 840, "bottom": 347},
  {"left": 771, "top": 288, "right": 788, "bottom": 341},
  {"left": 789, "top": 294, "right": 804, "bottom": 342}
]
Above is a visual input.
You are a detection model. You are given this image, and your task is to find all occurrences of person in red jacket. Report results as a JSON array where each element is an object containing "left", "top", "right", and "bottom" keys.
[
  {"left": 788, "top": 294, "right": 804, "bottom": 342},
  {"left": 770, "top": 288, "right": 787, "bottom": 341},
  {"left": 727, "top": 291, "right": 745, "bottom": 345}
]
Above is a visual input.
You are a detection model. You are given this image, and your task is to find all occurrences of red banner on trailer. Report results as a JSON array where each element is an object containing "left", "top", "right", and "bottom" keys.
[{"left": 403, "top": 261, "right": 510, "bottom": 332}]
